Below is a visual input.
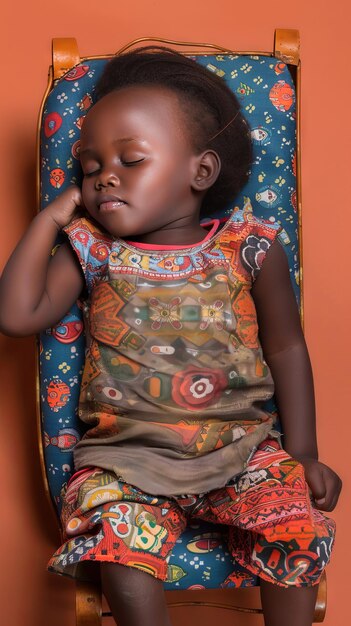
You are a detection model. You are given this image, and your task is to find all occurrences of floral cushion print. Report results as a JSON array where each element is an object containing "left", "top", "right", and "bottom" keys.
[{"left": 39, "top": 53, "right": 299, "bottom": 589}]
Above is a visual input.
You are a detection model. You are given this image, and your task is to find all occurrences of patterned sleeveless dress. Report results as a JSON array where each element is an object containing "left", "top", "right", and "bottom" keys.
[{"left": 63, "top": 206, "right": 281, "bottom": 495}]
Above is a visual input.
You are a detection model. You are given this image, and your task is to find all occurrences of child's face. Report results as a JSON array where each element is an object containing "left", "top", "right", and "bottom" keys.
[{"left": 79, "top": 85, "right": 205, "bottom": 241}]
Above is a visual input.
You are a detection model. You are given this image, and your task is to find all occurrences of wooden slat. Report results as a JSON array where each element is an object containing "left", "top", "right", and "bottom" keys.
[
  {"left": 274, "top": 28, "right": 300, "bottom": 65},
  {"left": 52, "top": 38, "right": 80, "bottom": 79},
  {"left": 314, "top": 572, "right": 327, "bottom": 622},
  {"left": 76, "top": 580, "right": 102, "bottom": 626}
]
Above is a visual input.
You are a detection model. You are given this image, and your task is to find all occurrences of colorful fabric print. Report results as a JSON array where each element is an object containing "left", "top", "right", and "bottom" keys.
[
  {"left": 47, "top": 439, "right": 335, "bottom": 588},
  {"left": 61, "top": 207, "right": 281, "bottom": 497}
]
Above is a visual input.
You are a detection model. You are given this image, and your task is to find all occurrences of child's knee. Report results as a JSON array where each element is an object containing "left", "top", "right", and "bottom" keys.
[{"left": 101, "top": 562, "right": 163, "bottom": 602}]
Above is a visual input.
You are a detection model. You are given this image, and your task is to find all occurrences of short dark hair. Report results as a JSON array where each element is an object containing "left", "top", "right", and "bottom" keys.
[{"left": 95, "top": 46, "right": 252, "bottom": 217}]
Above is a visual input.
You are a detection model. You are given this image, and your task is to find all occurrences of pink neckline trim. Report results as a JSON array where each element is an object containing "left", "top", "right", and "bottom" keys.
[{"left": 125, "top": 219, "right": 220, "bottom": 250}]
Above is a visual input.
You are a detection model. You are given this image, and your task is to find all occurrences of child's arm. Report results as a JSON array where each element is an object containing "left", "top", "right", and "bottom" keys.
[
  {"left": 0, "top": 186, "right": 85, "bottom": 336},
  {"left": 251, "top": 240, "right": 342, "bottom": 511}
]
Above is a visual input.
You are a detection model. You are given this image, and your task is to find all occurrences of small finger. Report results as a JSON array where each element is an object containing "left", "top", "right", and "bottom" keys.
[
  {"left": 306, "top": 466, "right": 326, "bottom": 502},
  {"left": 315, "top": 496, "right": 326, "bottom": 506},
  {"left": 316, "top": 474, "right": 341, "bottom": 511}
]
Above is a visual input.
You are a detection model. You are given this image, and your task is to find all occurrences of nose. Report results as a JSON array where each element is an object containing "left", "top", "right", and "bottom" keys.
[{"left": 95, "top": 169, "right": 120, "bottom": 190}]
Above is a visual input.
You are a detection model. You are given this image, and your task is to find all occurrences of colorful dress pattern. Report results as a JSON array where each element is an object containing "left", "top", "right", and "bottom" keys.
[
  {"left": 47, "top": 438, "right": 335, "bottom": 588},
  {"left": 60, "top": 207, "right": 281, "bottom": 496}
]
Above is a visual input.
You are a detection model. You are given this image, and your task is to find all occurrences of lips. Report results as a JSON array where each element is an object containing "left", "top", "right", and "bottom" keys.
[{"left": 98, "top": 194, "right": 127, "bottom": 212}]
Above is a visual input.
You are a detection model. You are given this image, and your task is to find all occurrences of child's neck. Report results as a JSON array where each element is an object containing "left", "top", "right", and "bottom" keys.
[{"left": 127, "top": 224, "right": 210, "bottom": 247}]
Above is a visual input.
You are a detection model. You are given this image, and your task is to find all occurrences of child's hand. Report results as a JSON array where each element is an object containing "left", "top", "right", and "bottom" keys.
[
  {"left": 296, "top": 457, "right": 342, "bottom": 512},
  {"left": 0, "top": 184, "right": 85, "bottom": 336},
  {"left": 44, "top": 185, "right": 84, "bottom": 231}
]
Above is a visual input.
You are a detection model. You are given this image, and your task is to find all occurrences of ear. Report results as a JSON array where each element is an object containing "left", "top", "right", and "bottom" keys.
[{"left": 191, "top": 150, "right": 221, "bottom": 192}]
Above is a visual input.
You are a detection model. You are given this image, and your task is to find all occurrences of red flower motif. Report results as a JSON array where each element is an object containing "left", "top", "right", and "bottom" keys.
[
  {"left": 49, "top": 167, "right": 65, "bottom": 189},
  {"left": 90, "top": 242, "right": 109, "bottom": 261},
  {"left": 74, "top": 230, "right": 89, "bottom": 245},
  {"left": 44, "top": 112, "right": 62, "bottom": 137},
  {"left": 172, "top": 366, "right": 227, "bottom": 411},
  {"left": 64, "top": 65, "right": 90, "bottom": 81}
]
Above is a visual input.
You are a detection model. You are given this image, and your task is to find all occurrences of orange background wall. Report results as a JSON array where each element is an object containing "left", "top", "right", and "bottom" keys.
[{"left": 1, "top": 1, "right": 350, "bottom": 625}]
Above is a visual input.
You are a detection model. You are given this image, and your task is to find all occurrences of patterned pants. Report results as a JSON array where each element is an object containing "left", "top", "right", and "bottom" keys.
[{"left": 47, "top": 439, "right": 335, "bottom": 587}]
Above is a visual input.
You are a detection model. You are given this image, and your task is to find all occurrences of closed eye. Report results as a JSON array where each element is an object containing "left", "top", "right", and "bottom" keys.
[
  {"left": 82, "top": 158, "right": 145, "bottom": 176},
  {"left": 83, "top": 170, "right": 98, "bottom": 177},
  {"left": 121, "top": 158, "right": 145, "bottom": 167}
]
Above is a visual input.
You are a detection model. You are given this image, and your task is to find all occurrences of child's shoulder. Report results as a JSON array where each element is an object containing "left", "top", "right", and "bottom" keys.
[
  {"left": 63, "top": 216, "right": 113, "bottom": 291},
  {"left": 226, "top": 201, "right": 281, "bottom": 237},
  {"left": 64, "top": 215, "right": 113, "bottom": 244},
  {"left": 219, "top": 201, "right": 282, "bottom": 282}
]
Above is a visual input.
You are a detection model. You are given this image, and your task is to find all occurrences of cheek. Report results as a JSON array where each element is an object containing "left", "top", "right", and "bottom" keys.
[{"left": 81, "top": 179, "right": 95, "bottom": 207}]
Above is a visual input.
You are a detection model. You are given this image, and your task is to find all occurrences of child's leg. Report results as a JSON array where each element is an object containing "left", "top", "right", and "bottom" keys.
[
  {"left": 101, "top": 562, "right": 173, "bottom": 626},
  {"left": 260, "top": 579, "right": 318, "bottom": 626}
]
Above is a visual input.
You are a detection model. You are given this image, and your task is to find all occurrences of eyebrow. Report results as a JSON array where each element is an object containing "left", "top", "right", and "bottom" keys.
[
  {"left": 80, "top": 138, "right": 147, "bottom": 157},
  {"left": 116, "top": 137, "right": 141, "bottom": 144}
]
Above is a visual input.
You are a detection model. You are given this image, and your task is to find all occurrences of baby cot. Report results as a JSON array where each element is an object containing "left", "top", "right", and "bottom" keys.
[{"left": 36, "top": 29, "right": 327, "bottom": 623}]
